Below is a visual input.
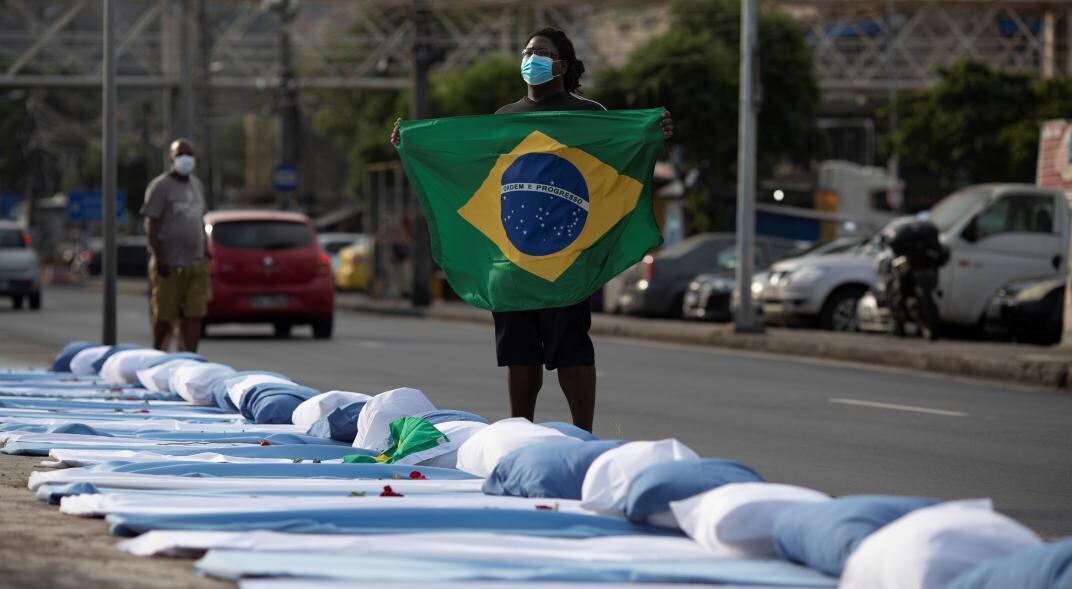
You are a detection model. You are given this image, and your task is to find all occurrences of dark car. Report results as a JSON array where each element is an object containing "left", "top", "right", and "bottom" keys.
[
  {"left": 617, "top": 232, "right": 805, "bottom": 318},
  {"left": 83, "top": 235, "right": 150, "bottom": 277},
  {"left": 983, "top": 275, "right": 1064, "bottom": 345},
  {"left": 682, "top": 238, "right": 822, "bottom": 322}
]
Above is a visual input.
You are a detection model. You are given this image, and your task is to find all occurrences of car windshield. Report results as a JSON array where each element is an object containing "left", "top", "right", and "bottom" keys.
[
  {"left": 788, "top": 239, "right": 854, "bottom": 258},
  {"left": 211, "top": 221, "right": 314, "bottom": 250},
  {"left": 929, "top": 188, "right": 992, "bottom": 233},
  {"left": 0, "top": 228, "right": 24, "bottom": 248}
]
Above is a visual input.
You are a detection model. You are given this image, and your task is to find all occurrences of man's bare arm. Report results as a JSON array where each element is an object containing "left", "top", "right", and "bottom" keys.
[{"left": 145, "top": 216, "right": 169, "bottom": 277}]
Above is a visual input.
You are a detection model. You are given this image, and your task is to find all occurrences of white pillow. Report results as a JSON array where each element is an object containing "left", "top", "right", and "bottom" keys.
[
  {"left": 291, "top": 391, "right": 372, "bottom": 429},
  {"left": 135, "top": 359, "right": 203, "bottom": 392},
  {"left": 455, "top": 417, "right": 574, "bottom": 477},
  {"left": 397, "top": 420, "right": 489, "bottom": 468},
  {"left": 169, "top": 363, "right": 236, "bottom": 405},
  {"left": 69, "top": 345, "right": 112, "bottom": 376},
  {"left": 581, "top": 439, "right": 700, "bottom": 515},
  {"left": 99, "top": 349, "right": 166, "bottom": 385},
  {"left": 670, "top": 482, "right": 830, "bottom": 558},
  {"left": 839, "top": 499, "right": 1042, "bottom": 589},
  {"left": 353, "top": 387, "right": 436, "bottom": 452},
  {"left": 226, "top": 374, "right": 294, "bottom": 409}
]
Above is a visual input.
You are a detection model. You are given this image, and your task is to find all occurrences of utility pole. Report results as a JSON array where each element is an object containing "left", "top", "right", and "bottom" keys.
[
  {"left": 102, "top": 0, "right": 118, "bottom": 345},
  {"left": 886, "top": 0, "right": 902, "bottom": 213},
  {"left": 197, "top": 0, "right": 216, "bottom": 210},
  {"left": 409, "top": 0, "right": 434, "bottom": 307},
  {"left": 734, "top": 0, "right": 762, "bottom": 334},
  {"left": 276, "top": 0, "right": 302, "bottom": 211}
]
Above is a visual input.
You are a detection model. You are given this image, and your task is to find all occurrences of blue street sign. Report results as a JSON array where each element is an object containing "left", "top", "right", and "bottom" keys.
[
  {"left": 272, "top": 164, "right": 299, "bottom": 192},
  {"left": 68, "top": 190, "right": 126, "bottom": 222},
  {"left": 0, "top": 193, "right": 20, "bottom": 219}
]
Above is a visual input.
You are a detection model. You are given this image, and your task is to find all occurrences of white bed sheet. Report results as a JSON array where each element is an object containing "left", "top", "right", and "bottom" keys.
[
  {"left": 119, "top": 529, "right": 710, "bottom": 561},
  {"left": 28, "top": 471, "right": 486, "bottom": 494},
  {"left": 42, "top": 450, "right": 337, "bottom": 468},
  {"left": 63, "top": 493, "right": 589, "bottom": 518}
]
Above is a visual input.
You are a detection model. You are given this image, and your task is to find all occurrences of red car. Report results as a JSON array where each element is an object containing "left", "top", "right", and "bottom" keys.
[{"left": 204, "top": 210, "right": 334, "bottom": 339}]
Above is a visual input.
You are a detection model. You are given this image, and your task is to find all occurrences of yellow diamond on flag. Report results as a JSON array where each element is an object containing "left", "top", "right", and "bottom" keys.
[{"left": 458, "top": 131, "right": 644, "bottom": 283}]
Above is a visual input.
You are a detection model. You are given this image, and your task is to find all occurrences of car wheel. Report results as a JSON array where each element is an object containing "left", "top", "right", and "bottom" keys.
[
  {"left": 12, "top": 295, "right": 23, "bottom": 310},
  {"left": 820, "top": 287, "right": 865, "bottom": 332},
  {"left": 29, "top": 292, "right": 41, "bottom": 311},
  {"left": 273, "top": 322, "right": 292, "bottom": 338},
  {"left": 312, "top": 317, "right": 333, "bottom": 340}
]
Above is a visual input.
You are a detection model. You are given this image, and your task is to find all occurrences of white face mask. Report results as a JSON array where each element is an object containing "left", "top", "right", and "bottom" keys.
[{"left": 173, "top": 155, "right": 196, "bottom": 176}]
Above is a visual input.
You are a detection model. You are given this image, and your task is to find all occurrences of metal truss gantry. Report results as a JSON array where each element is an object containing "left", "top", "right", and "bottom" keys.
[
  {"left": 0, "top": 0, "right": 659, "bottom": 91},
  {"left": 4, "top": 1, "right": 1067, "bottom": 96},
  {"left": 789, "top": 0, "right": 1072, "bottom": 95}
]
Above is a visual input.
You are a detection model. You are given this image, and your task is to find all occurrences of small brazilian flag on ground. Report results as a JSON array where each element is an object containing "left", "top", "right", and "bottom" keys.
[{"left": 397, "top": 108, "right": 665, "bottom": 312}]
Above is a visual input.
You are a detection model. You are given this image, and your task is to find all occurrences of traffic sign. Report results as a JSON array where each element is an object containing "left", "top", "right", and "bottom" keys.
[
  {"left": 68, "top": 190, "right": 126, "bottom": 222},
  {"left": 272, "top": 164, "right": 299, "bottom": 192},
  {"left": 0, "top": 193, "right": 20, "bottom": 219}
]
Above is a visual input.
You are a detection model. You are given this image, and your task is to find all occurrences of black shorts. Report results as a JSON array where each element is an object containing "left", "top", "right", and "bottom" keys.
[{"left": 492, "top": 301, "right": 595, "bottom": 370}]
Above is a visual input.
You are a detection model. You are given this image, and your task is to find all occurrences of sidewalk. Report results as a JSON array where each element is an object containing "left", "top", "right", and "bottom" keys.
[{"left": 335, "top": 293, "right": 1072, "bottom": 392}]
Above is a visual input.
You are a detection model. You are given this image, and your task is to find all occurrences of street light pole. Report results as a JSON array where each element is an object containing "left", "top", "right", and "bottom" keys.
[
  {"left": 409, "top": 0, "right": 433, "bottom": 307},
  {"left": 734, "top": 0, "right": 762, "bottom": 334},
  {"left": 102, "top": 0, "right": 118, "bottom": 345}
]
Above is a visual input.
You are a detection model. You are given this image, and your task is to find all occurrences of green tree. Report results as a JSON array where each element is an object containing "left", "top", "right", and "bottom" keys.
[
  {"left": 312, "top": 88, "right": 401, "bottom": 194},
  {"left": 594, "top": 0, "right": 824, "bottom": 232},
  {"left": 428, "top": 53, "right": 523, "bottom": 117},
  {"left": 891, "top": 61, "right": 1051, "bottom": 185},
  {"left": 314, "top": 54, "right": 522, "bottom": 194}
]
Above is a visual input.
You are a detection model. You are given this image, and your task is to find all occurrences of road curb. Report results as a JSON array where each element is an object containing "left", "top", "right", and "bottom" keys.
[{"left": 336, "top": 299, "right": 1071, "bottom": 393}]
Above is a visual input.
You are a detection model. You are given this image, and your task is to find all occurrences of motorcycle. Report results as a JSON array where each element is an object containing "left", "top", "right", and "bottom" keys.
[{"left": 876, "top": 220, "right": 949, "bottom": 340}]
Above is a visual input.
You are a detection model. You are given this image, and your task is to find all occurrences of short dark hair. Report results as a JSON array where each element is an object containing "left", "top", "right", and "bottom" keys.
[{"left": 529, "top": 27, "right": 586, "bottom": 93}]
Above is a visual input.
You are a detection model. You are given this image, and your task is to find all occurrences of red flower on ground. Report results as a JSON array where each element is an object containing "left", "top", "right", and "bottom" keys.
[
  {"left": 380, "top": 485, "right": 404, "bottom": 497},
  {"left": 408, "top": 471, "right": 427, "bottom": 480}
]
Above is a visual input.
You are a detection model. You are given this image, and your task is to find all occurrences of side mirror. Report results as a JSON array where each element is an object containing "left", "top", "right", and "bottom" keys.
[{"left": 962, "top": 218, "right": 978, "bottom": 243}]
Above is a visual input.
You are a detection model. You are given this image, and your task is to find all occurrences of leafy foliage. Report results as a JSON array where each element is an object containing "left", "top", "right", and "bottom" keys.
[
  {"left": 593, "top": 0, "right": 824, "bottom": 231},
  {"left": 891, "top": 61, "right": 1072, "bottom": 185}
]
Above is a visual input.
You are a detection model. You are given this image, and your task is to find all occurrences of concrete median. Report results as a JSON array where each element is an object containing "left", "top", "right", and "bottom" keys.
[{"left": 335, "top": 293, "right": 1071, "bottom": 393}]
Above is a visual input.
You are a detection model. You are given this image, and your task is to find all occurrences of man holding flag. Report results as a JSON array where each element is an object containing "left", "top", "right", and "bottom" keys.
[{"left": 392, "top": 28, "right": 673, "bottom": 432}]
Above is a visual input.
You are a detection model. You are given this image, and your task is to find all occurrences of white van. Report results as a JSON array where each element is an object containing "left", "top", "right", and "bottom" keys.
[{"left": 931, "top": 184, "right": 1069, "bottom": 326}]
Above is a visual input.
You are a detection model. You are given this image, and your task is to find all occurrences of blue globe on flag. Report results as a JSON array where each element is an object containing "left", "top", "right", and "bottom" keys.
[{"left": 500, "top": 153, "right": 590, "bottom": 256}]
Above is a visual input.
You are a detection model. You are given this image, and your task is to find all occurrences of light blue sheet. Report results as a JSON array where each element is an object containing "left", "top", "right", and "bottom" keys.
[
  {"left": 92, "top": 461, "right": 476, "bottom": 480},
  {"left": 0, "top": 388, "right": 182, "bottom": 401},
  {"left": 38, "top": 483, "right": 468, "bottom": 504},
  {"left": 0, "top": 398, "right": 228, "bottom": 413},
  {"left": 194, "top": 549, "right": 838, "bottom": 587},
  {"left": 107, "top": 507, "right": 686, "bottom": 539},
  {"left": 2, "top": 433, "right": 352, "bottom": 456}
]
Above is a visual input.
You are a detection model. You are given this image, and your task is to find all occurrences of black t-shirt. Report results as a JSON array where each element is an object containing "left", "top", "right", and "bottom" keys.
[{"left": 496, "top": 90, "right": 606, "bottom": 114}]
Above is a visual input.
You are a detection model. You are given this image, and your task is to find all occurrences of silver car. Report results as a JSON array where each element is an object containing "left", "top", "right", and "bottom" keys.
[{"left": 0, "top": 221, "right": 42, "bottom": 310}]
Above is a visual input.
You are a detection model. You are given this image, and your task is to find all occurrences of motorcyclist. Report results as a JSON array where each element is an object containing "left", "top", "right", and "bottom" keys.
[{"left": 877, "top": 220, "right": 949, "bottom": 340}]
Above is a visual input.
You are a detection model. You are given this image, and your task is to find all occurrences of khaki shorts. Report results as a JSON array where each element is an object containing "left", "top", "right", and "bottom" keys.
[{"left": 150, "top": 259, "right": 211, "bottom": 323}]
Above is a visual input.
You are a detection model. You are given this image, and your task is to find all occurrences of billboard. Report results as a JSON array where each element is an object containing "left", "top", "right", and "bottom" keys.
[{"left": 1037, "top": 119, "right": 1072, "bottom": 191}]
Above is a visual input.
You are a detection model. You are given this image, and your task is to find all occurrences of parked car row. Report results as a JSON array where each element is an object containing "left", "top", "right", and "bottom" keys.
[
  {"left": 619, "top": 183, "right": 1068, "bottom": 347},
  {"left": 615, "top": 232, "right": 807, "bottom": 318}
]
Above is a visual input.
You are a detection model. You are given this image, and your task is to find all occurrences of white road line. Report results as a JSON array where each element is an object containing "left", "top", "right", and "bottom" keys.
[{"left": 830, "top": 397, "right": 969, "bottom": 417}]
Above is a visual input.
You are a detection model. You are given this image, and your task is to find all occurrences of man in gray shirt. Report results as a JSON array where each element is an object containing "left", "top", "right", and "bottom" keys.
[{"left": 141, "top": 139, "right": 210, "bottom": 352}]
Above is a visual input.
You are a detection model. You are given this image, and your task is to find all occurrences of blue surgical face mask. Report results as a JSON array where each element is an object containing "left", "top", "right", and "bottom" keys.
[
  {"left": 173, "top": 155, "right": 196, "bottom": 176},
  {"left": 521, "top": 54, "right": 559, "bottom": 86}
]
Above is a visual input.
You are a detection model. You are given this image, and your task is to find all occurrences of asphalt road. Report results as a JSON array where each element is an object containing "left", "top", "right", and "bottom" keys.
[{"left": 3, "top": 285, "right": 1071, "bottom": 537}]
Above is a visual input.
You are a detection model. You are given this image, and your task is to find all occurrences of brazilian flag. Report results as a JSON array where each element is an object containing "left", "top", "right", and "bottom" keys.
[{"left": 397, "top": 108, "right": 665, "bottom": 312}]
